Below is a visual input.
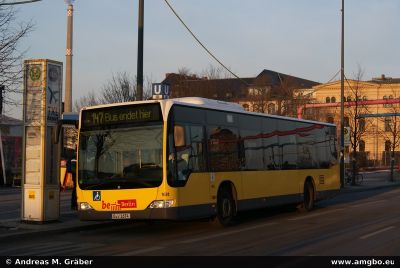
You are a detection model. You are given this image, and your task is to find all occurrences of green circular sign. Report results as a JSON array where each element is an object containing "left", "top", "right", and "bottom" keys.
[{"left": 29, "top": 66, "right": 41, "bottom": 81}]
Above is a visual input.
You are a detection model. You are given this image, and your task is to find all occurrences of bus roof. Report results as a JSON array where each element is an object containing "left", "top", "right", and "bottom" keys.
[
  {"left": 165, "top": 97, "right": 336, "bottom": 127},
  {"left": 80, "top": 97, "right": 336, "bottom": 128},
  {"left": 80, "top": 97, "right": 243, "bottom": 112}
]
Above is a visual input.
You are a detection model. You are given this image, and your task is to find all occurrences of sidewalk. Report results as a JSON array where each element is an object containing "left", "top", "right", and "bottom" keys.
[
  {"left": 340, "top": 169, "right": 400, "bottom": 193},
  {"left": 0, "top": 189, "right": 116, "bottom": 240},
  {"left": 0, "top": 210, "right": 115, "bottom": 240},
  {"left": 1, "top": 171, "right": 399, "bottom": 239}
]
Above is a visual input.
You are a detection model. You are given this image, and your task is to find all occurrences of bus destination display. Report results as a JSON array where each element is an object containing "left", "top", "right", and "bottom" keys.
[{"left": 81, "top": 104, "right": 161, "bottom": 129}]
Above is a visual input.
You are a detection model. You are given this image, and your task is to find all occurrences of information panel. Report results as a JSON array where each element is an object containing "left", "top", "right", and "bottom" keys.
[
  {"left": 25, "top": 64, "right": 43, "bottom": 124},
  {"left": 46, "top": 64, "right": 62, "bottom": 125},
  {"left": 23, "top": 59, "right": 62, "bottom": 222}
]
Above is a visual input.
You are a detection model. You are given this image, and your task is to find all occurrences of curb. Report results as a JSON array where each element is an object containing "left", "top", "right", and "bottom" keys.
[
  {"left": 340, "top": 182, "right": 400, "bottom": 194},
  {"left": 0, "top": 220, "right": 120, "bottom": 240}
]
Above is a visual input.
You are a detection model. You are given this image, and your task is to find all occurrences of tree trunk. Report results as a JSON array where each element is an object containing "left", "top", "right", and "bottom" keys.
[
  {"left": 351, "top": 154, "right": 357, "bottom": 186},
  {"left": 352, "top": 132, "right": 357, "bottom": 186},
  {"left": 390, "top": 150, "right": 395, "bottom": 182}
]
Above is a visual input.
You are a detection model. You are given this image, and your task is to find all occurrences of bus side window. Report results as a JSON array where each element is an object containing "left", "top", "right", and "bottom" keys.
[
  {"left": 188, "top": 125, "right": 206, "bottom": 172},
  {"left": 207, "top": 126, "right": 240, "bottom": 172}
]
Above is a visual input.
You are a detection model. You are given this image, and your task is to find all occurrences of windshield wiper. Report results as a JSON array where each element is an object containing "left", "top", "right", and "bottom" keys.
[
  {"left": 82, "top": 182, "right": 109, "bottom": 190},
  {"left": 140, "top": 163, "right": 161, "bottom": 168}
]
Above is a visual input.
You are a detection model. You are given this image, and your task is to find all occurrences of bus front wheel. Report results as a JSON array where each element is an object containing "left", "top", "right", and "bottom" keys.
[
  {"left": 217, "top": 188, "right": 236, "bottom": 226},
  {"left": 303, "top": 181, "right": 315, "bottom": 211}
]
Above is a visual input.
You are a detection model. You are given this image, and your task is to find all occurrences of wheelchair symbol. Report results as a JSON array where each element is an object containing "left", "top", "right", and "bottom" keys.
[{"left": 93, "top": 191, "right": 101, "bottom": 201}]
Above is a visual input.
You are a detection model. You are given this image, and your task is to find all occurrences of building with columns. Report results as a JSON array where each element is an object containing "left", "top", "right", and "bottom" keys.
[{"left": 302, "top": 75, "right": 400, "bottom": 167}]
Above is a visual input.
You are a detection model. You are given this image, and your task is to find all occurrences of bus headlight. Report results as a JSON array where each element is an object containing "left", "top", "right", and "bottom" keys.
[
  {"left": 148, "top": 200, "right": 175, "bottom": 209},
  {"left": 80, "top": 202, "right": 93, "bottom": 210}
]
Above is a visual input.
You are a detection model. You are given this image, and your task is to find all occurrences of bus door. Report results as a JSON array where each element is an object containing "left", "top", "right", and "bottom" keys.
[{"left": 171, "top": 124, "right": 211, "bottom": 206}]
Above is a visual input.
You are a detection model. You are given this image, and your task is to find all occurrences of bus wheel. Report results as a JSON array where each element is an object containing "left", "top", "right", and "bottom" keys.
[
  {"left": 303, "top": 181, "right": 315, "bottom": 211},
  {"left": 217, "top": 188, "right": 236, "bottom": 226}
]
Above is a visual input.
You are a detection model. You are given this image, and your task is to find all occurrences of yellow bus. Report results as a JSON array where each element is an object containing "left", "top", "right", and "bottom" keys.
[{"left": 77, "top": 97, "right": 340, "bottom": 225}]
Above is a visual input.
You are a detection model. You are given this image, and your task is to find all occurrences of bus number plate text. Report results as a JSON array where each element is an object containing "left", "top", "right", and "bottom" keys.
[{"left": 112, "top": 213, "right": 131, "bottom": 220}]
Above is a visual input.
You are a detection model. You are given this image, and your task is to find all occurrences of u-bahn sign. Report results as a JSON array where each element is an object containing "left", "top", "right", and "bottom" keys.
[{"left": 152, "top": 83, "right": 170, "bottom": 99}]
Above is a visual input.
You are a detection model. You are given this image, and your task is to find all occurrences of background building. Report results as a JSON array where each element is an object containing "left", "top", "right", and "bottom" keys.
[
  {"left": 0, "top": 115, "right": 22, "bottom": 185},
  {"left": 162, "top": 69, "right": 319, "bottom": 117},
  {"left": 303, "top": 75, "right": 400, "bottom": 168},
  {"left": 163, "top": 70, "right": 400, "bottom": 169}
]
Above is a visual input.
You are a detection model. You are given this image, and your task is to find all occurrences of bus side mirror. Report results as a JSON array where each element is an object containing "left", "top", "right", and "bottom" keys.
[
  {"left": 174, "top": 125, "right": 185, "bottom": 147},
  {"left": 53, "top": 112, "right": 79, "bottom": 144},
  {"left": 81, "top": 136, "right": 87, "bottom": 150},
  {"left": 52, "top": 123, "right": 62, "bottom": 144}
]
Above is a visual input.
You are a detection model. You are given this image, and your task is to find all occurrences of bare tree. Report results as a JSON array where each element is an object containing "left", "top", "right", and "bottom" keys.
[
  {"left": 74, "top": 72, "right": 153, "bottom": 111},
  {"left": 377, "top": 85, "right": 400, "bottom": 182},
  {"left": 288, "top": 89, "right": 320, "bottom": 119},
  {"left": 276, "top": 76, "right": 304, "bottom": 117},
  {"left": 100, "top": 72, "right": 152, "bottom": 104},
  {"left": 0, "top": 2, "right": 33, "bottom": 109},
  {"left": 248, "top": 86, "right": 270, "bottom": 113},
  {"left": 101, "top": 72, "right": 136, "bottom": 103},
  {"left": 200, "top": 64, "right": 231, "bottom": 80},
  {"left": 70, "top": 72, "right": 153, "bottom": 153},
  {"left": 73, "top": 90, "right": 100, "bottom": 112},
  {"left": 177, "top": 67, "right": 192, "bottom": 77},
  {"left": 293, "top": 88, "right": 326, "bottom": 121},
  {"left": 345, "top": 68, "right": 370, "bottom": 185},
  {"left": 247, "top": 72, "right": 315, "bottom": 117},
  {"left": 249, "top": 74, "right": 315, "bottom": 117}
]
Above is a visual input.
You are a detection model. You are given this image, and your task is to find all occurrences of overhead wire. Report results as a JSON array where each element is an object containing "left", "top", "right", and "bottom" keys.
[
  {"left": 312, "top": 69, "right": 341, "bottom": 90},
  {"left": 326, "top": 69, "right": 341, "bottom": 84},
  {"left": 163, "top": 0, "right": 249, "bottom": 86},
  {"left": 0, "top": 0, "right": 41, "bottom": 6},
  {"left": 343, "top": 73, "right": 355, "bottom": 92}
]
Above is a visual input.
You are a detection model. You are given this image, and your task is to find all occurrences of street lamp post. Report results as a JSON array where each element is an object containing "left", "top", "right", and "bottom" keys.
[
  {"left": 136, "top": 0, "right": 144, "bottom": 101},
  {"left": 64, "top": 0, "right": 74, "bottom": 113},
  {"left": 340, "top": 0, "right": 345, "bottom": 187}
]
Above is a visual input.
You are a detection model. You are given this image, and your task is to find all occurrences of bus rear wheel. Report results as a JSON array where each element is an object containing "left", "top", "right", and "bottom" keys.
[
  {"left": 303, "top": 181, "right": 315, "bottom": 211},
  {"left": 217, "top": 188, "right": 236, "bottom": 226}
]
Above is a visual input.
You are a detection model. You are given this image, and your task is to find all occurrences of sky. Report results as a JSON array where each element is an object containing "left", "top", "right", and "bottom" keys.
[{"left": 7, "top": 0, "right": 400, "bottom": 118}]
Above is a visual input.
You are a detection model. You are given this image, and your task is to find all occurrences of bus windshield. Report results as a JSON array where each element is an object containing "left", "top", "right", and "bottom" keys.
[{"left": 78, "top": 124, "right": 163, "bottom": 190}]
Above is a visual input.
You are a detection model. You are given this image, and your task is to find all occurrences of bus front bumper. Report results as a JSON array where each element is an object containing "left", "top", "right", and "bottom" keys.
[
  {"left": 77, "top": 203, "right": 215, "bottom": 221},
  {"left": 77, "top": 207, "right": 179, "bottom": 221}
]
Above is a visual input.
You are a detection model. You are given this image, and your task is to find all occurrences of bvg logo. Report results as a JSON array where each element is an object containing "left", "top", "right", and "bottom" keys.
[
  {"left": 102, "top": 201, "right": 121, "bottom": 211},
  {"left": 101, "top": 200, "right": 137, "bottom": 211}
]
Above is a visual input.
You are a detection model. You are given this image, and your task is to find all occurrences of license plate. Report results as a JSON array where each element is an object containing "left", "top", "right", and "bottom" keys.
[{"left": 112, "top": 213, "right": 131, "bottom": 219}]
